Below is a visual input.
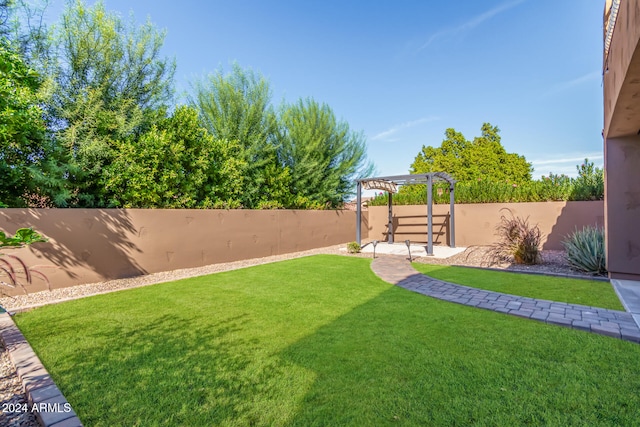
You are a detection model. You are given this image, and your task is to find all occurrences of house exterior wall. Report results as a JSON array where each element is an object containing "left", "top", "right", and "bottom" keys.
[{"left": 603, "top": 0, "right": 640, "bottom": 280}]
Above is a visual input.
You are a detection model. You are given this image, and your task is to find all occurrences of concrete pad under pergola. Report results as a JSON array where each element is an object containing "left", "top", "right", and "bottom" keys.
[{"left": 355, "top": 173, "right": 456, "bottom": 256}]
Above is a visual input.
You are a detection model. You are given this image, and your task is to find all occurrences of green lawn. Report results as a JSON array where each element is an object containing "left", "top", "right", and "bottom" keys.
[
  {"left": 14, "top": 255, "right": 640, "bottom": 426},
  {"left": 412, "top": 263, "right": 623, "bottom": 310}
]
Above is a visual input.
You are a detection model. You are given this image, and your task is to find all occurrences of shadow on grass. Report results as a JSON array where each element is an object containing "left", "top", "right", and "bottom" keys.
[
  {"left": 279, "top": 286, "right": 640, "bottom": 426},
  {"left": 14, "top": 254, "right": 640, "bottom": 426},
  {"left": 48, "top": 312, "right": 293, "bottom": 426}
]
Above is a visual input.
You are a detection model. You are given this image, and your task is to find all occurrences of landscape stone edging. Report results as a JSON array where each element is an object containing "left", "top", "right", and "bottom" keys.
[{"left": 0, "top": 312, "right": 83, "bottom": 427}]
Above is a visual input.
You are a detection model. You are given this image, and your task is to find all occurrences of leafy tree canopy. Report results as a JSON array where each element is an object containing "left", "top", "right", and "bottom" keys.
[
  {"left": 0, "top": 37, "right": 47, "bottom": 206},
  {"left": 190, "top": 64, "right": 288, "bottom": 208},
  {"left": 36, "top": 0, "right": 176, "bottom": 207},
  {"left": 103, "top": 106, "right": 246, "bottom": 208},
  {"left": 1, "top": 1, "right": 372, "bottom": 209},
  {"left": 410, "top": 123, "right": 532, "bottom": 184},
  {"left": 277, "top": 98, "right": 373, "bottom": 207}
]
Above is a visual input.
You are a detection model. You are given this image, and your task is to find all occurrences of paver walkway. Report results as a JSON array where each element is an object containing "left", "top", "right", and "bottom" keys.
[{"left": 371, "top": 256, "right": 640, "bottom": 343}]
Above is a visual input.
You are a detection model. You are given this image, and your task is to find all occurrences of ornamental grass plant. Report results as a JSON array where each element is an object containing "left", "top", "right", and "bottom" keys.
[{"left": 485, "top": 209, "right": 542, "bottom": 265}]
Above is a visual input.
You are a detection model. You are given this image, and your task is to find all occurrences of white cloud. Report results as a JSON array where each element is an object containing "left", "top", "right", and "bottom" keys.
[
  {"left": 371, "top": 116, "right": 440, "bottom": 141},
  {"left": 542, "top": 71, "right": 601, "bottom": 97},
  {"left": 530, "top": 153, "right": 603, "bottom": 178},
  {"left": 419, "top": 0, "right": 526, "bottom": 50}
]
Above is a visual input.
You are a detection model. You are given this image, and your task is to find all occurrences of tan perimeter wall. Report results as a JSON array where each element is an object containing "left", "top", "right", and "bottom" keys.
[
  {"left": 0, "top": 209, "right": 367, "bottom": 295},
  {"left": 367, "top": 201, "right": 604, "bottom": 251}
]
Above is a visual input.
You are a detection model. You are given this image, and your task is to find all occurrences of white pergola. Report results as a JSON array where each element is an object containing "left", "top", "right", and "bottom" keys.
[{"left": 355, "top": 173, "right": 456, "bottom": 256}]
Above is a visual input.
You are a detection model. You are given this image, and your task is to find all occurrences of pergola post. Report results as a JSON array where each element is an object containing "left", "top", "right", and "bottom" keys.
[
  {"left": 427, "top": 174, "right": 433, "bottom": 256},
  {"left": 449, "top": 182, "right": 455, "bottom": 248},
  {"left": 387, "top": 192, "right": 394, "bottom": 244},
  {"left": 356, "top": 181, "right": 362, "bottom": 245}
]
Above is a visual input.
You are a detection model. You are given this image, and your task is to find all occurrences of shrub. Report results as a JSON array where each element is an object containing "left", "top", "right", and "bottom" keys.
[
  {"left": 346, "top": 242, "right": 361, "bottom": 254},
  {"left": 570, "top": 159, "right": 604, "bottom": 201},
  {"left": 485, "top": 209, "right": 542, "bottom": 265},
  {"left": 366, "top": 160, "right": 599, "bottom": 206},
  {"left": 563, "top": 226, "right": 607, "bottom": 275}
]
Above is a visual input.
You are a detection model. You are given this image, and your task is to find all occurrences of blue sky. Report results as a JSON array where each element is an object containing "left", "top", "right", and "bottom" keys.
[{"left": 44, "top": 0, "right": 604, "bottom": 179}]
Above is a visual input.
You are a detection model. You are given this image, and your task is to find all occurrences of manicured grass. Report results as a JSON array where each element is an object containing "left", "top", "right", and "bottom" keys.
[
  {"left": 412, "top": 263, "right": 623, "bottom": 310},
  {"left": 15, "top": 255, "right": 640, "bottom": 426}
]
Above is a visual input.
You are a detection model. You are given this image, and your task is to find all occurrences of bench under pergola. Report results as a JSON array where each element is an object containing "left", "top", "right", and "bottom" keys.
[{"left": 355, "top": 173, "right": 456, "bottom": 256}]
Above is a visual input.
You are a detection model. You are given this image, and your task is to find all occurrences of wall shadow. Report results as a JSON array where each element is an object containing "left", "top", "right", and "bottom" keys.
[
  {"left": 545, "top": 201, "right": 604, "bottom": 250},
  {"left": 0, "top": 209, "right": 145, "bottom": 282}
]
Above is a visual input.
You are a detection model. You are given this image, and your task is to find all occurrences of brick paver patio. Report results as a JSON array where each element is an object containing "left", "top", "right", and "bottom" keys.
[{"left": 371, "top": 256, "right": 640, "bottom": 343}]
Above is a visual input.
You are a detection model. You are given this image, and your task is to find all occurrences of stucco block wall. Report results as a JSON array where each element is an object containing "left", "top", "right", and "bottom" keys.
[
  {"left": 0, "top": 209, "right": 366, "bottom": 295},
  {"left": 367, "top": 201, "right": 604, "bottom": 250},
  {"left": 604, "top": 136, "right": 640, "bottom": 279},
  {"left": 603, "top": 0, "right": 640, "bottom": 280},
  {"left": 604, "top": 0, "right": 640, "bottom": 138}
]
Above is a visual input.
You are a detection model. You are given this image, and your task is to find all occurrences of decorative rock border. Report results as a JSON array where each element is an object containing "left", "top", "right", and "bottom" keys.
[
  {"left": 0, "top": 313, "right": 83, "bottom": 426},
  {"left": 371, "top": 256, "right": 640, "bottom": 343}
]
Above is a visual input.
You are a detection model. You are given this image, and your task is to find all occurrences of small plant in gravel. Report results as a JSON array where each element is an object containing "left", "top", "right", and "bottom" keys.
[
  {"left": 346, "top": 241, "right": 361, "bottom": 254},
  {"left": 562, "top": 226, "right": 607, "bottom": 275},
  {"left": 0, "top": 228, "right": 50, "bottom": 294},
  {"left": 485, "top": 209, "right": 542, "bottom": 265}
]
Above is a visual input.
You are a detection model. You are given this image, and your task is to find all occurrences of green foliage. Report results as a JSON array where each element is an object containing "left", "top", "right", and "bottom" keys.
[
  {"left": 0, "top": 37, "right": 48, "bottom": 206},
  {"left": 104, "top": 106, "right": 208, "bottom": 207},
  {"left": 1, "top": 0, "right": 53, "bottom": 63},
  {"left": 0, "top": 227, "right": 47, "bottom": 247},
  {"left": 570, "top": 159, "right": 604, "bottom": 201},
  {"left": 2, "top": 2, "right": 370, "bottom": 210},
  {"left": 39, "top": 0, "right": 175, "bottom": 207},
  {"left": 410, "top": 123, "right": 532, "bottom": 184},
  {"left": 277, "top": 98, "right": 372, "bottom": 207},
  {"left": 485, "top": 209, "right": 542, "bottom": 265},
  {"left": 346, "top": 241, "right": 361, "bottom": 253},
  {"left": 563, "top": 226, "right": 607, "bottom": 275},
  {"left": 54, "top": 0, "right": 174, "bottom": 112},
  {"left": 191, "top": 65, "right": 371, "bottom": 209},
  {"left": 190, "top": 64, "right": 284, "bottom": 208},
  {"left": 368, "top": 161, "right": 597, "bottom": 206}
]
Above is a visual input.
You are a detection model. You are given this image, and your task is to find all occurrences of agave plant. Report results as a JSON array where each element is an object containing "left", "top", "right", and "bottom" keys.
[
  {"left": 0, "top": 228, "right": 51, "bottom": 294},
  {"left": 562, "top": 226, "right": 607, "bottom": 275}
]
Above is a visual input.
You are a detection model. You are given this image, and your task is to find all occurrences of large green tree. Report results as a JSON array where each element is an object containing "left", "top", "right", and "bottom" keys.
[
  {"left": 0, "top": 37, "right": 47, "bottom": 206},
  {"left": 277, "top": 98, "right": 372, "bottom": 207},
  {"left": 190, "top": 64, "right": 290, "bottom": 208},
  {"left": 43, "top": 0, "right": 175, "bottom": 207},
  {"left": 411, "top": 123, "right": 532, "bottom": 183}
]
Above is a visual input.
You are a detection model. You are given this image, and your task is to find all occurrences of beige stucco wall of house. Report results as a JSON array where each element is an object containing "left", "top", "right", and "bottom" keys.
[
  {"left": 0, "top": 209, "right": 366, "bottom": 295},
  {"left": 603, "top": 0, "right": 640, "bottom": 280},
  {"left": 367, "top": 201, "right": 604, "bottom": 251},
  {"left": 604, "top": 0, "right": 640, "bottom": 139}
]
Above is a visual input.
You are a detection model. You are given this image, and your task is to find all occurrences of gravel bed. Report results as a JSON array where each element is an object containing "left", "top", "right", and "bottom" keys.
[
  {"left": 0, "top": 243, "right": 606, "bottom": 426},
  {"left": 0, "top": 340, "right": 38, "bottom": 427}
]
